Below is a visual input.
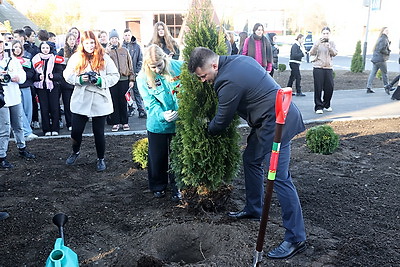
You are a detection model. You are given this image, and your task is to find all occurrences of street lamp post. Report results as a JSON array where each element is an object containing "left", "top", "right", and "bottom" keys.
[{"left": 362, "top": 0, "right": 371, "bottom": 71}]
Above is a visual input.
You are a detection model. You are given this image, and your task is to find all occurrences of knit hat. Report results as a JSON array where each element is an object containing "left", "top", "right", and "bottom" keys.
[{"left": 109, "top": 29, "right": 119, "bottom": 40}]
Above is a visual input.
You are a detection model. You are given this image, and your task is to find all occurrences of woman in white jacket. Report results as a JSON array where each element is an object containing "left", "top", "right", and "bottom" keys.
[
  {"left": 0, "top": 36, "right": 35, "bottom": 169},
  {"left": 63, "top": 30, "right": 119, "bottom": 172}
]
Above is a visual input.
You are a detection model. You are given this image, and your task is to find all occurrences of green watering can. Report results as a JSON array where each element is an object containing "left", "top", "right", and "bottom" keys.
[{"left": 45, "top": 213, "right": 79, "bottom": 267}]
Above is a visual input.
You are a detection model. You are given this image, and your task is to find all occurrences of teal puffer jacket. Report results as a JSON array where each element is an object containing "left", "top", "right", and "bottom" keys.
[{"left": 137, "top": 60, "right": 183, "bottom": 134}]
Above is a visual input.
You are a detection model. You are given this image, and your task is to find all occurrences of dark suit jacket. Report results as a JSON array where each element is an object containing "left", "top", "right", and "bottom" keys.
[{"left": 208, "top": 55, "right": 305, "bottom": 146}]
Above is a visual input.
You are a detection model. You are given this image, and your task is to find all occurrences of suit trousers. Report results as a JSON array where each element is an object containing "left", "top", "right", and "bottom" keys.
[{"left": 242, "top": 128, "right": 306, "bottom": 242}]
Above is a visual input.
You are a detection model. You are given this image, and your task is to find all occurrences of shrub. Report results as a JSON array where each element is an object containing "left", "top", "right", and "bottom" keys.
[
  {"left": 132, "top": 138, "right": 148, "bottom": 169},
  {"left": 306, "top": 125, "right": 339, "bottom": 155},
  {"left": 376, "top": 69, "right": 382, "bottom": 80},
  {"left": 351, "top": 40, "right": 363, "bottom": 73},
  {"left": 278, "top": 63, "right": 286, "bottom": 72}
]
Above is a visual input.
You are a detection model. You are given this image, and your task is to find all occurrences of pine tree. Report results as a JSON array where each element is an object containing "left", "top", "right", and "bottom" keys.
[
  {"left": 171, "top": 0, "right": 241, "bottom": 198},
  {"left": 350, "top": 40, "right": 363, "bottom": 73}
]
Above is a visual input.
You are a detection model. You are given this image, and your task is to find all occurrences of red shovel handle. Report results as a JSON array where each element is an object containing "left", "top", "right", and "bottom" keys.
[{"left": 275, "top": 87, "right": 292, "bottom": 124}]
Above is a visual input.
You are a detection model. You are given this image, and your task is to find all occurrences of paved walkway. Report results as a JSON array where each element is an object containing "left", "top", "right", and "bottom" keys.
[{"left": 31, "top": 88, "right": 400, "bottom": 139}]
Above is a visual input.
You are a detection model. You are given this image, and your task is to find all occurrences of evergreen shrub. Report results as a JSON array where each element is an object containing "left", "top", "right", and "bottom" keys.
[
  {"left": 306, "top": 125, "right": 339, "bottom": 155},
  {"left": 278, "top": 63, "right": 286, "bottom": 72},
  {"left": 351, "top": 40, "right": 363, "bottom": 73},
  {"left": 132, "top": 138, "right": 148, "bottom": 169}
]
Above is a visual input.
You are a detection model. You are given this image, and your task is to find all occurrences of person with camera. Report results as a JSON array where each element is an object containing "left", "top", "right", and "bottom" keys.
[
  {"left": 309, "top": 26, "right": 337, "bottom": 114},
  {"left": 105, "top": 29, "right": 135, "bottom": 131},
  {"left": 63, "top": 30, "right": 119, "bottom": 172},
  {"left": 122, "top": 28, "right": 146, "bottom": 119},
  {"left": 0, "top": 36, "right": 36, "bottom": 169},
  {"left": 136, "top": 44, "right": 183, "bottom": 202},
  {"left": 32, "top": 41, "right": 62, "bottom": 136}
]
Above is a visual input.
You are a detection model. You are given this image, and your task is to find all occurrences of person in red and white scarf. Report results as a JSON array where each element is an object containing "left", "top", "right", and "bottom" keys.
[{"left": 32, "top": 41, "right": 63, "bottom": 136}]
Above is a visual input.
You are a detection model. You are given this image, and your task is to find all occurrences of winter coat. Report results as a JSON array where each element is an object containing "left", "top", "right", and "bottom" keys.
[
  {"left": 63, "top": 53, "right": 120, "bottom": 117},
  {"left": 289, "top": 41, "right": 305, "bottom": 64},
  {"left": 309, "top": 39, "right": 338, "bottom": 69},
  {"left": 107, "top": 45, "right": 135, "bottom": 81},
  {"left": 0, "top": 56, "right": 26, "bottom": 107},
  {"left": 208, "top": 55, "right": 305, "bottom": 147},
  {"left": 122, "top": 36, "right": 143, "bottom": 74},
  {"left": 371, "top": 34, "right": 391, "bottom": 63},
  {"left": 136, "top": 60, "right": 183, "bottom": 134},
  {"left": 16, "top": 57, "right": 35, "bottom": 88}
]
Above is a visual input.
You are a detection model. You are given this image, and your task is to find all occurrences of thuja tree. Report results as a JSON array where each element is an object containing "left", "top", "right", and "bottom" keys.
[
  {"left": 351, "top": 40, "right": 363, "bottom": 73},
  {"left": 170, "top": 0, "right": 241, "bottom": 196}
]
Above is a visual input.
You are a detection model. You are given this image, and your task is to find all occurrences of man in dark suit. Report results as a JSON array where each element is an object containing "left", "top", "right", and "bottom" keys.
[{"left": 188, "top": 47, "right": 306, "bottom": 259}]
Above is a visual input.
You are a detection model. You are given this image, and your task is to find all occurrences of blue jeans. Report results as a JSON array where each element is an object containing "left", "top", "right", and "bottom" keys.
[
  {"left": 20, "top": 87, "right": 33, "bottom": 136},
  {"left": 0, "top": 103, "right": 26, "bottom": 158}
]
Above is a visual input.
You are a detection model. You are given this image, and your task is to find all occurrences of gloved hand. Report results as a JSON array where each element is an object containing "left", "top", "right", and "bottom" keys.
[{"left": 163, "top": 110, "right": 178, "bottom": 122}]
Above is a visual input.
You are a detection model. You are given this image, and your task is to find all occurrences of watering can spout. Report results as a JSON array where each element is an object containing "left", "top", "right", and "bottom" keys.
[{"left": 45, "top": 213, "right": 79, "bottom": 267}]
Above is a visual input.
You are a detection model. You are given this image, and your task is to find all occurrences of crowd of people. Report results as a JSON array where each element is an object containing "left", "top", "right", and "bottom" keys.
[{"left": 1, "top": 22, "right": 399, "bottom": 260}]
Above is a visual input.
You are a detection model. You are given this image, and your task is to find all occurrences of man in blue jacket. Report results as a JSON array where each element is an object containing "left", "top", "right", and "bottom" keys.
[{"left": 188, "top": 47, "right": 307, "bottom": 259}]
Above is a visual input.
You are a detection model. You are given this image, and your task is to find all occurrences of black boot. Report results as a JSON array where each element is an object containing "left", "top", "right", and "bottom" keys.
[
  {"left": 0, "top": 157, "right": 13, "bottom": 169},
  {"left": 19, "top": 147, "right": 36, "bottom": 159}
]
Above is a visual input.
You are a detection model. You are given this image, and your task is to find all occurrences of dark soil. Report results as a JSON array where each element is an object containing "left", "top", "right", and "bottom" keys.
[{"left": 1, "top": 71, "right": 399, "bottom": 266}]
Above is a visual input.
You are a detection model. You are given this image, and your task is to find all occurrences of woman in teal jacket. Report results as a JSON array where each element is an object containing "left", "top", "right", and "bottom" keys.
[{"left": 137, "top": 44, "right": 183, "bottom": 202}]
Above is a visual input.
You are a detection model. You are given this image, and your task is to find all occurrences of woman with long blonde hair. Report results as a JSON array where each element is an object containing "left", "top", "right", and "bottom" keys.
[
  {"left": 148, "top": 21, "right": 180, "bottom": 60},
  {"left": 136, "top": 44, "right": 183, "bottom": 201},
  {"left": 63, "top": 30, "right": 119, "bottom": 172}
]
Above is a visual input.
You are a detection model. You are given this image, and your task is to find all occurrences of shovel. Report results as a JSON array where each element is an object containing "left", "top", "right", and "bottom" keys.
[
  {"left": 252, "top": 87, "right": 292, "bottom": 266},
  {"left": 45, "top": 213, "right": 79, "bottom": 267}
]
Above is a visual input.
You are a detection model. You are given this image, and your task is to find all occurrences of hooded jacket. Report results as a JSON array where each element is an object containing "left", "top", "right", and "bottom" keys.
[
  {"left": 122, "top": 36, "right": 143, "bottom": 74},
  {"left": 371, "top": 34, "right": 391, "bottom": 63},
  {"left": 107, "top": 44, "right": 135, "bottom": 81}
]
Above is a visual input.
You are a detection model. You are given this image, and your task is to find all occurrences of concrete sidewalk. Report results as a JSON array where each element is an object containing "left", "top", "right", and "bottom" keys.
[{"left": 31, "top": 88, "right": 400, "bottom": 139}]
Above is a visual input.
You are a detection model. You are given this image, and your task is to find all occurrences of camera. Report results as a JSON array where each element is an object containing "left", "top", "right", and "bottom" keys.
[
  {"left": 320, "top": 38, "right": 329, "bottom": 43},
  {"left": 3, "top": 42, "right": 12, "bottom": 58},
  {"left": 0, "top": 73, "right": 11, "bottom": 84},
  {"left": 80, "top": 71, "right": 99, "bottom": 84}
]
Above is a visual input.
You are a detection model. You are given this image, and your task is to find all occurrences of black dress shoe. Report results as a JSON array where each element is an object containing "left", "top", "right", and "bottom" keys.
[
  {"left": 66, "top": 152, "right": 80, "bottom": 165},
  {"left": 153, "top": 191, "right": 166, "bottom": 198},
  {"left": 19, "top": 148, "right": 36, "bottom": 159},
  {"left": 366, "top": 88, "right": 375, "bottom": 93},
  {"left": 227, "top": 210, "right": 260, "bottom": 220},
  {"left": 0, "top": 158, "right": 13, "bottom": 169},
  {"left": 96, "top": 158, "right": 106, "bottom": 172},
  {"left": 296, "top": 92, "right": 306, "bottom": 96},
  {"left": 267, "top": 241, "right": 306, "bottom": 259}
]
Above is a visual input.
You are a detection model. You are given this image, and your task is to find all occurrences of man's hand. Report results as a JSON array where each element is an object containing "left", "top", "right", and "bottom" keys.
[{"left": 163, "top": 110, "right": 178, "bottom": 122}]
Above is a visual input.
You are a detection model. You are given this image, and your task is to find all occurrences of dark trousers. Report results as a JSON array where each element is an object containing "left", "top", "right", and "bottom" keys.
[
  {"left": 313, "top": 68, "right": 334, "bottom": 111},
  {"left": 37, "top": 86, "right": 60, "bottom": 133},
  {"left": 60, "top": 87, "right": 73, "bottom": 128},
  {"left": 147, "top": 131, "right": 176, "bottom": 192},
  {"left": 287, "top": 62, "right": 302, "bottom": 93},
  {"left": 71, "top": 113, "right": 106, "bottom": 159},
  {"left": 31, "top": 86, "right": 39, "bottom": 122},
  {"left": 131, "top": 82, "right": 145, "bottom": 112},
  {"left": 109, "top": 80, "right": 129, "bottom": 125},
  {"left": 242, "top": 127, "right": 306, "bottom": 242}
]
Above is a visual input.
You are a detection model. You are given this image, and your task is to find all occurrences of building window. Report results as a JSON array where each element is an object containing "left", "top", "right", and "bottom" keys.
[{"left": 153, "top": 13, "right": 183, "bottom": 38}]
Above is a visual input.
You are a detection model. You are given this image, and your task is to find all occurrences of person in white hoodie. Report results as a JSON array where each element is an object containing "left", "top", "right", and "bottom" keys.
[{"left": 0, "top": 34, "right": 35, "bottom": 169}]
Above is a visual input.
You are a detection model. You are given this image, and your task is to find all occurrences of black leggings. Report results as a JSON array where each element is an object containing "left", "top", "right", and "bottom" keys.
[{"left": 71, "top": 113, "right": 106, "bottom": 159}]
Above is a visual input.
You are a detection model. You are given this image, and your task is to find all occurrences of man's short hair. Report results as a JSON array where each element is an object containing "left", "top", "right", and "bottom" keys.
[
  {"left": 49, "top": 32, "right": 56, "bottom": 38},
  {"left": 188, "top": 47, "right": 217, "bottom": 73},
  {"left": 24, "top": 28, "right": 35, "bottom": 38},
  {"left": 13, "top": 29, "right": 26, "bottom": 38},
  {"left": 37, "top": 29, "right": 49, "bottom": 41},
  {"left": 124, "top": 28, "right": 131, "bottom": 33}
]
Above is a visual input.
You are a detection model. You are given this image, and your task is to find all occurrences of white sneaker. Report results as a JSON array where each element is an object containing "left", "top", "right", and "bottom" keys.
[
  {"left": 52, "top": 131, "right": 59, "bottom": 136},
  {"left": 25, "top": 133, "right": 38, "bottom": 141},
  {"left": 315, "top": 110, "right": 323, "bottom": 114},
  {"left": 45, "top": 132, "right": 51, "bottom": 136},
  {"left": 325, "top": 107, "right": 333, "bottom": 112}
]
